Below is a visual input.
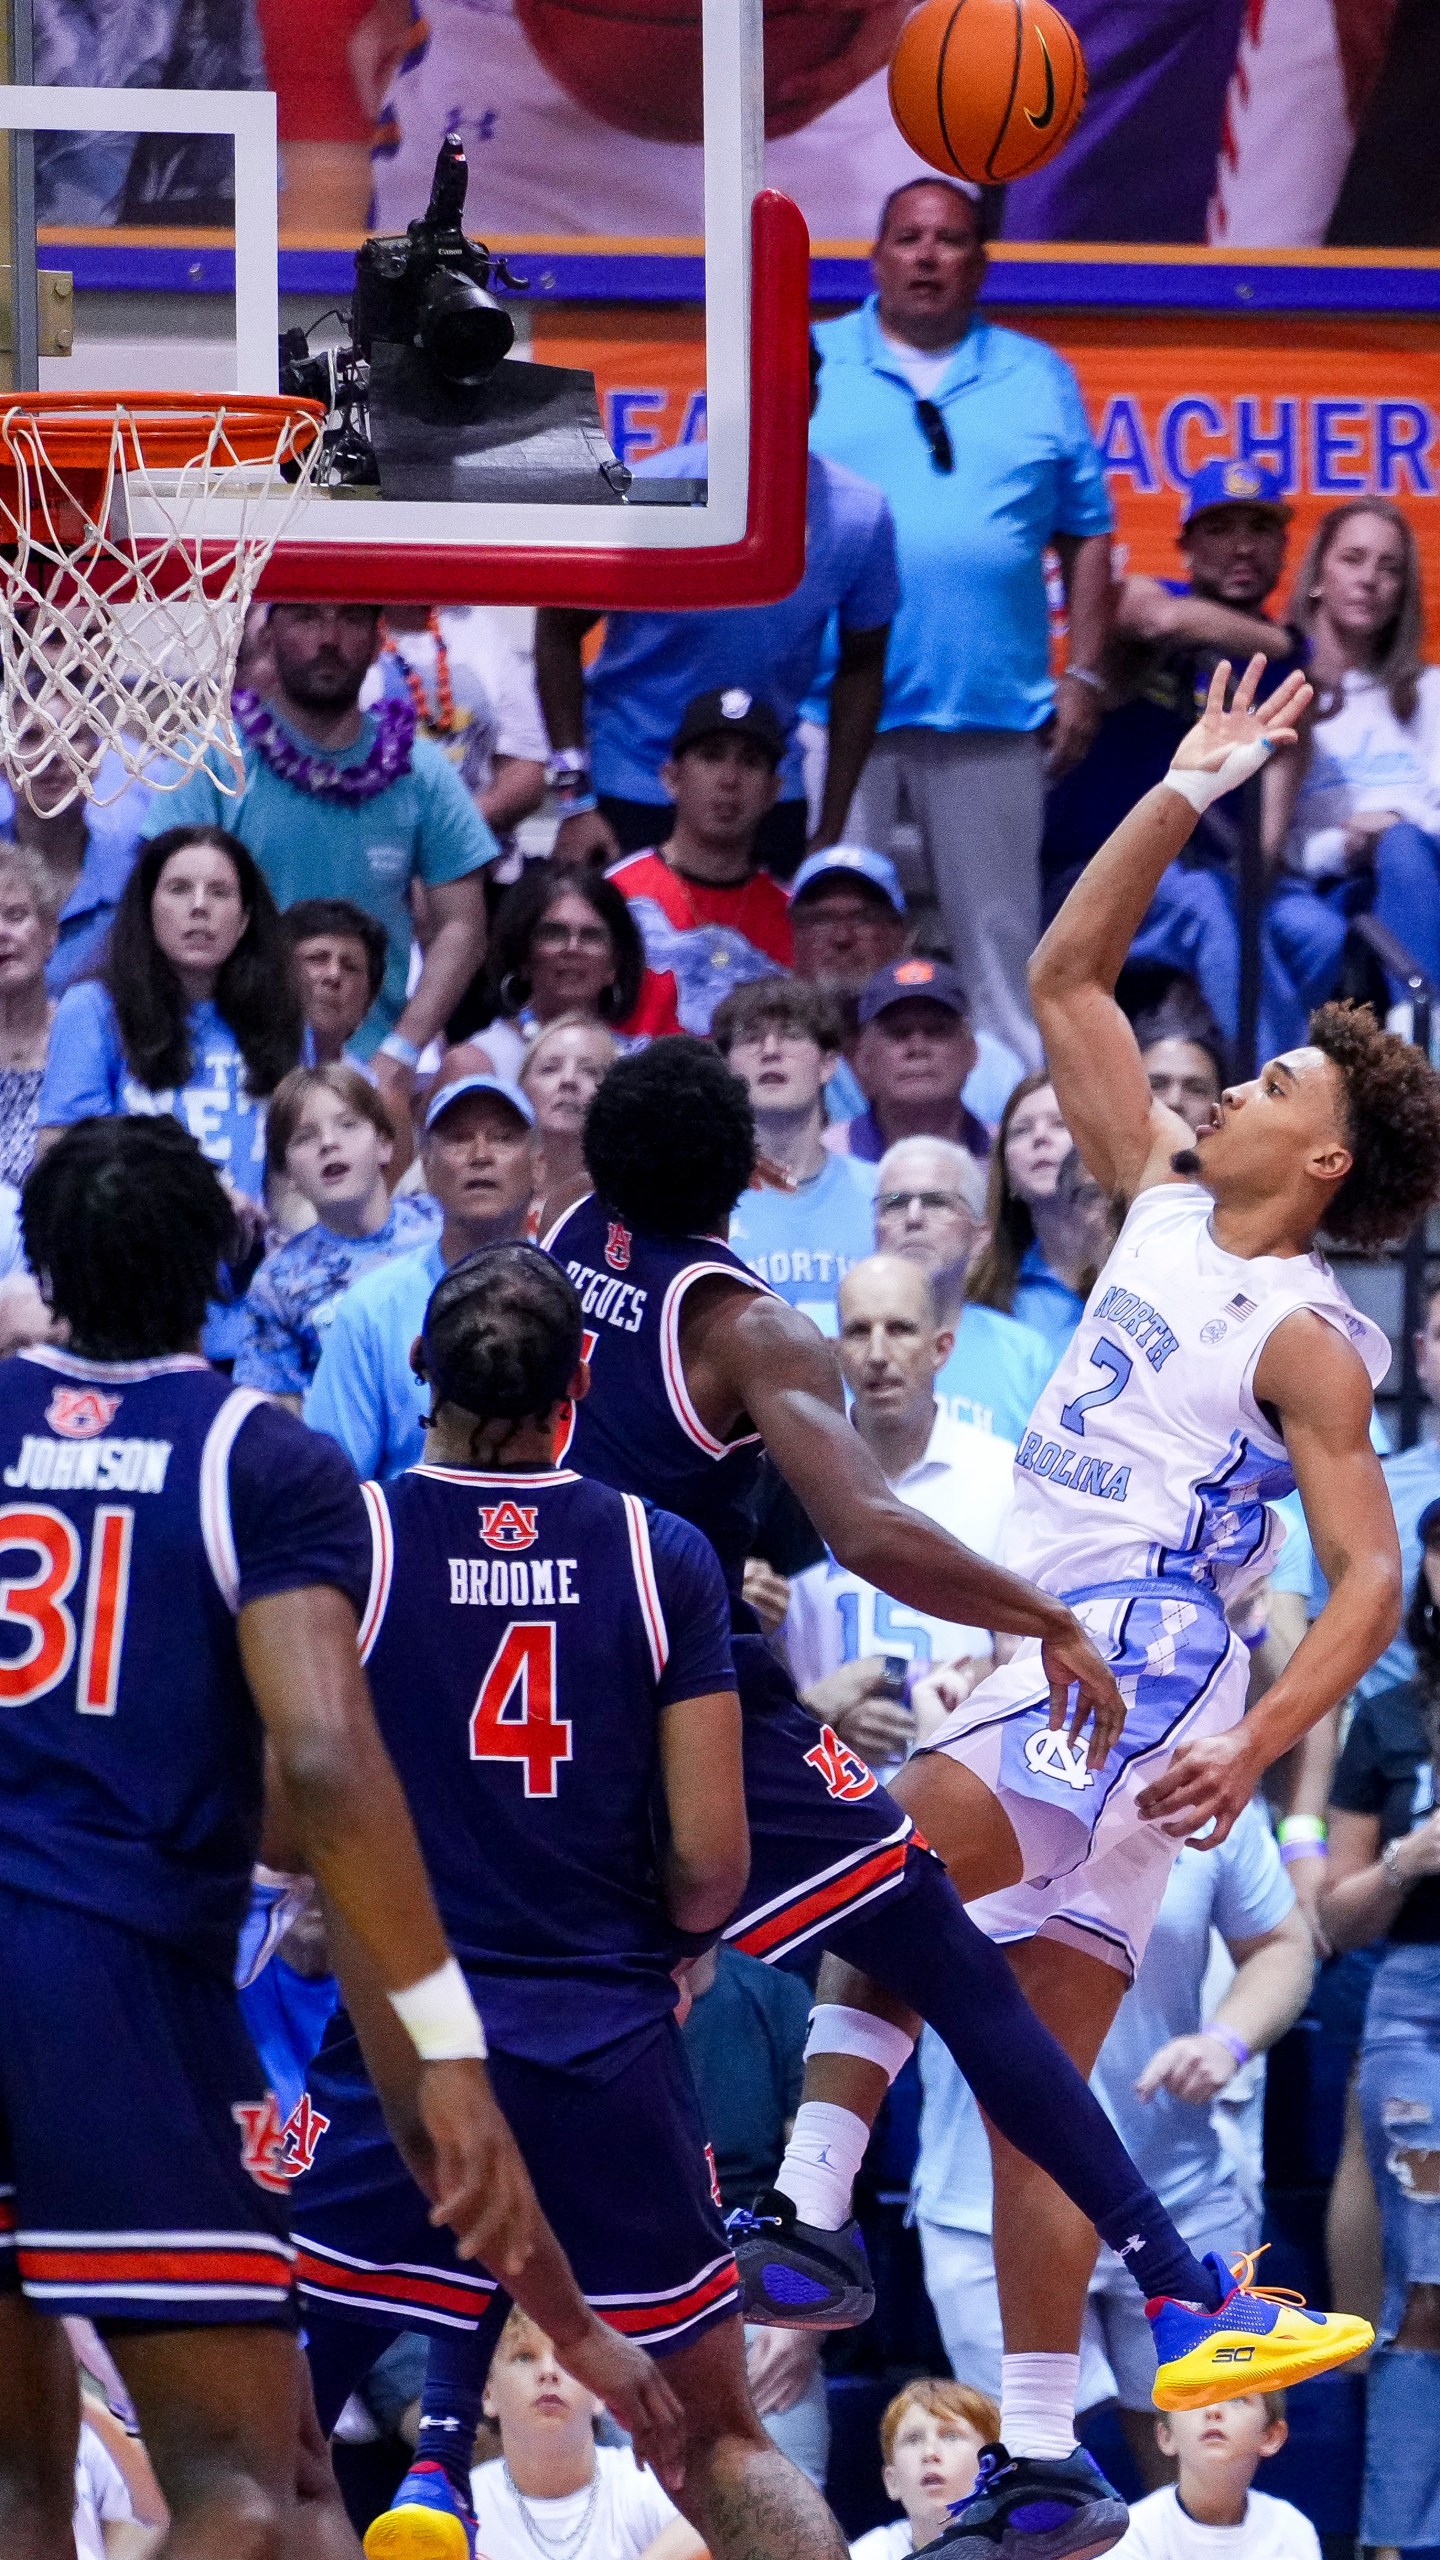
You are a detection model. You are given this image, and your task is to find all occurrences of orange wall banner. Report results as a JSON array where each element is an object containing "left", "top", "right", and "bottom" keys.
[{"left": 530, "top": 305, "right": 1440, "bottom": 634}]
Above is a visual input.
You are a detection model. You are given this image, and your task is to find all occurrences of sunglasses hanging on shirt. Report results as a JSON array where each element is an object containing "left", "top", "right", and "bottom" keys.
[{"left": 914, "top": 398, "right": 954, "bottom": 474}]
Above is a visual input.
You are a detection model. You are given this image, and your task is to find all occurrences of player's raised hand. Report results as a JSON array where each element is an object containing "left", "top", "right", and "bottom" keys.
[
  {"left": 1171, "top": 655, "right": 1313, "bottom": 790},
  {"left": 1136, "top": 1725, "right": 1264, "bottom": 1847},
  {"left": 1042, "top": 1611, "right": 1126, "bottom": 1769},
  {"left": 419, "top": 2057, "right": 543, "bottom": 2280},
  {"left": 553, "top": 2317, "right": 686, "bottom": 2490}
]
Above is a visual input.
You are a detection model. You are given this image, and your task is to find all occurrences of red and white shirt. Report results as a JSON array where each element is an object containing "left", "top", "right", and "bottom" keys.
[{"left": 607, "top": 851, "right": 793, "bottom": 1035}]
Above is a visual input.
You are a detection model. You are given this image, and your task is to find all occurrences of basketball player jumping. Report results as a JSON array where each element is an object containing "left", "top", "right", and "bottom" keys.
[{"left": 746, "top": 658, "right": 1440, "bottom": 2554}]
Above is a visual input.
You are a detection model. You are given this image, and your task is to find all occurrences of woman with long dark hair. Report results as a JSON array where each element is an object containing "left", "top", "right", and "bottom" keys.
[
  {"left": 38, "top": 825, "right": 304, "bottom": 1352},
  {"left": 1281, "top": 499, "right": 1440, "bottom": 991},
  {"left": 455, "top": 868, "right": 677, "bottom": 1080},
  {"left": 1321, "top": 1510, "right": 1440, "bottom": 2556},
  {"left": 965, "top": 1072, "right": 1114, "bottom": 1362}
]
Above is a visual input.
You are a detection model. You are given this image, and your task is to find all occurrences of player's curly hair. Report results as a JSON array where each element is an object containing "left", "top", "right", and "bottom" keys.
[
  {"left": 1310, "top": 999, "right": 1440, "bottom": 1251},
  {"left": 421, "top": 1244, "right": 583, "bottom": 1430},
  {"left": 22, "top": 1117, "right": 237, "bottom": 1359},
  {"left": 583, "top": 1036, "right": 757, "bottom": 1239}
]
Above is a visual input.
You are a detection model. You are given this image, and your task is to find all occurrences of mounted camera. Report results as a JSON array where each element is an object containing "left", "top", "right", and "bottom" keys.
[{"left": 352, "top": 133, "right": 529, "bottom": 392}]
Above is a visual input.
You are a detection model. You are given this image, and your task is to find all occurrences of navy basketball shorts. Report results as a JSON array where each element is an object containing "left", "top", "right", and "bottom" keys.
[
  {"left": 0, "top": 1882, "right": 295, "bottom": 2326},
  {"left": 292, "top": 2011, "right": 739, "bottom": 2354},
  {"left": 721, "top": 1632, "right": 937, "bottom": 1967}
]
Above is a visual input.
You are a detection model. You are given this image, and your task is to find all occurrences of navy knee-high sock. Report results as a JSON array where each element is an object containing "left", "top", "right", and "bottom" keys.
[
  {"left": 304, "top": 2306, "right": 394, "bottom": 2439},
  {"left": 828, "top": 1855, "right": 1225, "bottom": 2311},
  {"left": 411, "top": 2305, "right": 507, "bottom": 2504}
]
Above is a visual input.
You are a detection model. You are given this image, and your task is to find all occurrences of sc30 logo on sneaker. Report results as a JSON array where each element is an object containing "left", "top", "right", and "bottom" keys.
[
  {"left": 1023, "top": 1728, "right": 1096, "bottom": 1791},
  {"left": 233, "top": 2092, "right": 332, "bottom": 2192},
  {"left": 803, "top": 1725, "right": 878, "bottom": 1802}
]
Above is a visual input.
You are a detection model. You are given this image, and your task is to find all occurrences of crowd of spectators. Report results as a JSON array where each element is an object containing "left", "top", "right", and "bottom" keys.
[{"left": 9, "top": 171, "right": 1440, "bottom": 2560}]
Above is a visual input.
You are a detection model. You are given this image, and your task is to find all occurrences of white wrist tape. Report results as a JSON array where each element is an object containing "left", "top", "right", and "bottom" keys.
[
  {"left": 804, "top": 2002, "right": 916, "bottom": 2082},
  {"left": 389, "top": 1957, "right": 488, "bottom": 2061},
  {"left": 1165, "top": 735, "right": 1274, "bottom": 816}
]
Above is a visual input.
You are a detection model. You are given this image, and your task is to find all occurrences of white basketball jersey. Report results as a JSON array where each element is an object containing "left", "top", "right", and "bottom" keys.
[{"left": 1005, "top": 1183, "right": 1391, "bottom": 1605}]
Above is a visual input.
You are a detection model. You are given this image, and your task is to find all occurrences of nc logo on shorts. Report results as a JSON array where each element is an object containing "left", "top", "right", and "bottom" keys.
[{"left": 1023, "top": 1728, "right": 1095, "bottom": 1791}]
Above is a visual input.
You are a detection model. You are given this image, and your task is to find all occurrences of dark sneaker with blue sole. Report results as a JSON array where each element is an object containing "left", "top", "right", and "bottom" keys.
[
  {"left": 725, "top": 2188, "right": 875, "bottom": 2328},
  {"left": 930, "top": 2444, "right": 1129, "bottom": 2560}
]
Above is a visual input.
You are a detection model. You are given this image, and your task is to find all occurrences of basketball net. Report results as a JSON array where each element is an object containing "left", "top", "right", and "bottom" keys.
[{"left": 0, "top": 394, "right": 324, "bottom": 816}]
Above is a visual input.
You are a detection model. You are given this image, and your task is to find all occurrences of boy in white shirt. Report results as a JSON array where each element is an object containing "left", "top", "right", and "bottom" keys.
[
  {"left": 468, "top": 2308, "right": 704, "bottom": 2560},
  {"left": 851, "top": 2379, "right": 999, "bottom": 2560},
  {"left": 1117, "top": 2394, "right": 1320, "bottom": 2560}
]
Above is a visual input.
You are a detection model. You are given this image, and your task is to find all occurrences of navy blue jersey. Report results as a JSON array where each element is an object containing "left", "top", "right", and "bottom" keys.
[
  {"left": 544, "top": 1195, "right": 770, "bottom": 1601},
  {"left": 0, "top": 1349, "right": 371, "bottom": 1971},
  {"left": 357, "top": 1463, "right": 735, "bottom": 2065}
]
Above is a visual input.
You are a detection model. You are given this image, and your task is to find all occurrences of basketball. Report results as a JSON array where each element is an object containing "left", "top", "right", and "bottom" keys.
[
  {"left": 515, "top": 0, "right": 911, "bottom": 144},
  {"left": 887, "top": 0, "right": 1087, "bottom": 185}
]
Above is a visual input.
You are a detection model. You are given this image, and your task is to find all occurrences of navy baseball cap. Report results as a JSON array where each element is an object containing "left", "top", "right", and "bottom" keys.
[
  {"left": 790, "top": 844, "right": 907, "bottom": 916},
  {"left": 1418, "top": 1497, "right": 1440, "bottom": 1549},
  {"left": 1183, "top": 459, "right": 1292, "bottom": 529},
  {"left": 672, "top": 687, "right": 787, "bottom": 764},
  {"left": 858, "top": 956, "right": 971, "bottom": 1026},
  {"left": 424, "top": 1074, "right": 536, "bottom": 1134}
]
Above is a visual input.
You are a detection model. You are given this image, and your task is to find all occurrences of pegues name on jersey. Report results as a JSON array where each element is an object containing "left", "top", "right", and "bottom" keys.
[
  {"left": 563, "top": 1257, "right": 647, "bottom": 1334},
  {"left": 1017, "top": 1430, "right": 1130, "bottom": 1503},
  {"left": 3, "top": 1434, "right": 172, "bottom": 1492},
  {"left": 450, "top": 1556, "right": 580, "bottom": 1607}
]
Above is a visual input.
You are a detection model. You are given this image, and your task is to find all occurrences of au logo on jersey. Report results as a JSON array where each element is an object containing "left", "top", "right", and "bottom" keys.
[
  {"left": 232, "top": 2094, "right": 292, "bottom": 2195},
  {"left": 479, "top": 1500, "right": 540, "bottom": 1551},
  {"left": 46, "top": 1386, "right": 121, "bottom": 1439},
  {"left": 604, "top": 1220, "right": 632, "bottom": 1272},
  {"left": 803, "top": 1724, "right": 879, "bottom": 1803},
  {"left": 1023, "top": 1728, "right": 1096, "bottom": 1791}
]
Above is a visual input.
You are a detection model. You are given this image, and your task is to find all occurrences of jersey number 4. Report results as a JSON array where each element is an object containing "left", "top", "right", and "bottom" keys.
[
  {"left": 469, "top": 1621, "right": 573, "bottom": 1797},
  {"left": 0, "top": 1502, "right": 134, "bottom": 1713}
]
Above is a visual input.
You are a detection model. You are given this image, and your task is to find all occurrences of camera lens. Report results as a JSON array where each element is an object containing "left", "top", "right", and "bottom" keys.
[{"left": 416, "top": 270, "right": 514, "bottom": 389}]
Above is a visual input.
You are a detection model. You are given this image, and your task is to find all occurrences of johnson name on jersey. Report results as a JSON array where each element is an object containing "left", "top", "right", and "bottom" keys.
[
  {"left": 0, "top": 1348, "right": 371, "bottom": 1969},
  {"left": 356, "top": 1461, "right": 735, "bottom": 2066},
  {"left": 1005, "top": 1184, "right": 1391, "bottom": 1605}
]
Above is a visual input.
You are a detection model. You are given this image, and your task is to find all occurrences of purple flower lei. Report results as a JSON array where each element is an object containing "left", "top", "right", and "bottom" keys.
[{"left": 232, "top": 688, "right": 418, "bottom": 804}]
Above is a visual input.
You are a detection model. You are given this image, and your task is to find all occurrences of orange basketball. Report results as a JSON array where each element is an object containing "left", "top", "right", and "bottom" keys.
[{"left": 888, "top": 0, "right": 1086, "bottom": 184}]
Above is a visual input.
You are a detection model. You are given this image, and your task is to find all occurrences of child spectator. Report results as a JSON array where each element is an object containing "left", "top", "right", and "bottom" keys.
[
  {"left": 717, "top": 978, "right": 876, "bottom": 1337},
  {"left": 1115, "top": 2396, "right": 1318, "bottom": 2560},
  {"left": 850, "top": 2380, "right": 999, "bottom": 2560},
  {"left": 234, "top": 1064, "right": 438, "bottom": 1406},
  {"left": 469, "top": 2307, "right": 703, "bottom": 2560}
]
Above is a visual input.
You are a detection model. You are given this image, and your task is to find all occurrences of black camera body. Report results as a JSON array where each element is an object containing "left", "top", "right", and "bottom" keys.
[{"left": 351, "top": 133, "right": 524, "bottom": 391}]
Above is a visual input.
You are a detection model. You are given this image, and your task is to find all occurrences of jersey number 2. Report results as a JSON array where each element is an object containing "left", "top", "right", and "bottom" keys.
[
  {"left": 1059, "top": 1338, "right": 1133, "bottom": 1438},
  {"left": 0, "top": 1503, "right": 134, "bottom": 1713},
  {"left": 469, "top": 1621, "right": 572, "bottom": 1797}
]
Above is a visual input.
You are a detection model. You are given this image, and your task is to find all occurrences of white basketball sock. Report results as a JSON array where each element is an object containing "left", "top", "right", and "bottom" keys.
[
  {"left": 773, "top": 2101, "right": 870, "bottom": 2231},
  {"left": 999, "top": 2353, "right": 1081, "bottom": 2461}
]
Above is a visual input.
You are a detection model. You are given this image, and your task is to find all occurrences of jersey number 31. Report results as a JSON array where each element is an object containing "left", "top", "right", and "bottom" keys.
[
  {"left": 0, "top": 1503, "right": 134, "bottom": 1714},
  {"left": 469, "top": 1621, "right": 573, "bottom": 1797}
]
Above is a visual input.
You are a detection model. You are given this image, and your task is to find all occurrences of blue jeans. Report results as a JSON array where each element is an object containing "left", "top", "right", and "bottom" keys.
[
  {"left": 1357, "top": 1944, "right": 1440, "bottom": 2548},
  {"left": 1319, "top": 820, "right": 1440, "bottom": 996},
  {"left": 1131, "top": 864, "right": 1345, "bottom": 1062}
]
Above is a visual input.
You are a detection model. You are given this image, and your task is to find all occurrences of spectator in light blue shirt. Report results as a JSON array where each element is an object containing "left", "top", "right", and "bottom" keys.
[
  {"left": 809, "top": 181, "right": 1114, "bottom": 1065},
  {"left": 533, "top": 341, "right": 900, "bottom": 883},
  {"left": 913, "top": 1801, "right": 1312, "bottom": 2484},
  {"left": 304, "top": 1073, "right": 536, "bottom": 1479},
  {"left": 967, "top": 1076, "right": 1119, "bottom": 1374},
  {"left": 873, "top": 1134, "right": 1051, "bottom": 1442},
  {"left": 0, "top": 749, "right": 157, "bottom": 998},
  {"left": 715, "top": 976, "right": 876, "bottom": 1339}
]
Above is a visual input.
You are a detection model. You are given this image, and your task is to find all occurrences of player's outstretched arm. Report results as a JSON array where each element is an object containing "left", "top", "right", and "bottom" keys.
[
  {"left": 658, "top": 1688, "right": 748, "bottom": 1933},
  {"left": 1137, "top": 1312, "right": 1400, "bottom": 1847},
  {"left": 691, "top": 1286, "right": 1126, "bottom": 1764},
  {"left": 1030, "top": 655, "right": 1312, "bottom": 1199}
]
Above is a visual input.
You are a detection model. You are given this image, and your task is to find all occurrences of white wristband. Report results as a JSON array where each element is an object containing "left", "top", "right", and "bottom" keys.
[
  {"left": 388, "top": 1957, "right": 488, "bottom": 2061},
  {"left": 1164, "top": 735, "right": 1275, "bottom": 816}
]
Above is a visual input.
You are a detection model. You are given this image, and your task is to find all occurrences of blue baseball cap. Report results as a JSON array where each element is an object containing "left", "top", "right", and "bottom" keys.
[
  {"left": 1182, "top": 459, "right": 1292, "bottom": 529},
  {"left": 424, "top": 1073, "right": 536, "bottom": 1134},
  {"left": 790, "top": 844, "right": 906, "bottom": 917}
]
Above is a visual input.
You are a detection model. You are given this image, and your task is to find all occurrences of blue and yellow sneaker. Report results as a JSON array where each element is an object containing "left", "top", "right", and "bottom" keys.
[
  {"left": 927, "top": 2442, "right": 1129, "bottom": 2560},
  {"left": 726, "top": 2189, "right": 875, "bottom": 2328},
  {"left": 363, "top": 2459, "right": 476, "bottom": 2560},
  {"left": 1149, "top": 2248, "right": 1374, "bottom": 2412}
]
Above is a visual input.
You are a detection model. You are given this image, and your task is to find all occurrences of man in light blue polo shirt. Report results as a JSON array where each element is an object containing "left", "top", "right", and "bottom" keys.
[
  {"left": 810, "top": 180, "right": 1114, "bottom": 1068},
  {"left": 533, "top": 344, "right": 900, "bottom": 883},
  {"left": 304, "top": 1075, "right": 535, "bottom": 1479}
]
